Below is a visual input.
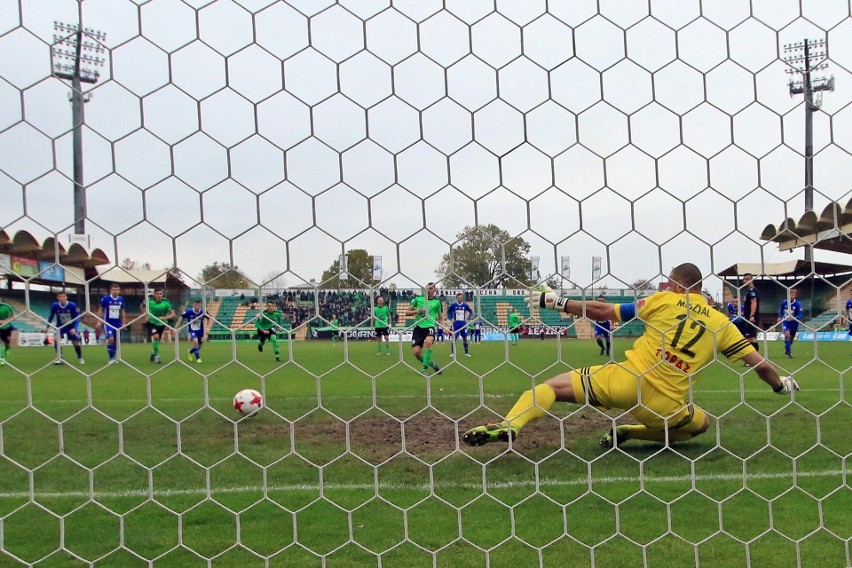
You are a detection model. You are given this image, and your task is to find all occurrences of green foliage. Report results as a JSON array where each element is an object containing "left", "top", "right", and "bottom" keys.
[
  {"left": 320, "top": 249, "right": 377, "bottom": 288},
  {"left": 120, "top": 257, "right": 151, "bottom": 270},
  {"left": 436, "top": 224, "right": 533, "bottom": 288},
  {"left": 199, "top": 261, "right": 252, "bottom": 288},
  {"left": 632, "top": 278, "right": 656, "bottom": 290}
]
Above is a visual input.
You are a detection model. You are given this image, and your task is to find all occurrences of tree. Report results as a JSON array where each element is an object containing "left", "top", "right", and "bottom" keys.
[
  {"left": 120, "top": 257, "right": 151, "bottom": 270},
  {"left": 262, "top": 271, "right": 288, "bottom": 291},
  {"left": 631, "top": 278, "right": 656, "bottom": 290},
  {"left": 436, "top": 224, "right": 533, "bottom": 288},
  {"left": 165, "top": 266, "right": 186, "bottom": 284},
  {"left": 199, "top": 261, "right": 252, "bottom": 289},
  {"left": 320, "top": 249, "right": 378, "bottom": 288}
]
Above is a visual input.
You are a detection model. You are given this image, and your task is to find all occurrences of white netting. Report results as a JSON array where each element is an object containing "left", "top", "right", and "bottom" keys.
[{"left": 0, "top": 1, "right": 850, "bottom": 566}]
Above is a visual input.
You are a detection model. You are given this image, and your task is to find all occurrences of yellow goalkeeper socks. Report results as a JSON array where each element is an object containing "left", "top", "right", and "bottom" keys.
[{"left": 503, "top": 383, "right": 556, "bottom": 431}]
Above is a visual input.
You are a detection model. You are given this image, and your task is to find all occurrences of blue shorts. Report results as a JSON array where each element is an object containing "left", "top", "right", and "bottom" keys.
[
  {"left": 59, "top": 327, "right": 80, "bottom": 341},
  {"left": 104, "top": 323, "right": 120, "bottom": 339},
  {"left": 782, "top": 321, "right": 799, "bottom": 336},
  {"left": 452, "top": 324, "right": 468, "bottom": 338},
  {"left": 188, "top": 329, "right": 204, "bottom": 342}
]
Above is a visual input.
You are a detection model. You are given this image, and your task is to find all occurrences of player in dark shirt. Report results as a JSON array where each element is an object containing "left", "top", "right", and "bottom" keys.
[{"left": 741, "top": 273, "right": 760, "bottom": 348}]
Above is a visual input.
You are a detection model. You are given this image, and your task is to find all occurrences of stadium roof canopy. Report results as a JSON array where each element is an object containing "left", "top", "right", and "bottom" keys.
[
  {"left": 0, "top": 229, "right": 110, "bottom": 268},
  {"left": 96, "top": 266, "right": 190, "bottom": 289},
  {"left": 760, "top": 198, "right": 852, "bottom": 254},
  {"left": 96, "top": 267, "right": 170, "bottom": 283},
  {"left": 718, "top": 260, "right": 852, "bottom": 279}
]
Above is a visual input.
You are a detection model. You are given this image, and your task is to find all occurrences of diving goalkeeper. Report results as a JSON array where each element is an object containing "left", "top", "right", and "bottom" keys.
[{"left": 463, "top": 263, "right": 798, "bottom": 449}]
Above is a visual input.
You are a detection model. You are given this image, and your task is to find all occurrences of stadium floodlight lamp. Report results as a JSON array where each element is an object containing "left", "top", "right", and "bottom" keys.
[{"left": 52, "top": 21, "right": 106, "bottom": 84}]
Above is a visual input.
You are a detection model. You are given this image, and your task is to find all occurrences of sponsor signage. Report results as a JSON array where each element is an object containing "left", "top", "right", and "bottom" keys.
[
  {"left": 794, "top": 331, "right": 851, "bottom": 342},
  {"left": 38, "top": 261, "right": 65, "bottom": 282},
  {"left": 11, "top": 256, "right": 38, "bottom": 277}
]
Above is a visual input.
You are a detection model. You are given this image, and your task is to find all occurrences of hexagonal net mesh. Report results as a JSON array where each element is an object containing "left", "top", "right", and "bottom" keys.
[{"left": 0, "top": 1, "right": 850, "bottom": 566}]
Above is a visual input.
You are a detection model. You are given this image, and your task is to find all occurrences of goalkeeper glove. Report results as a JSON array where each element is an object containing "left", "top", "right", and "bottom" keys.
[
  {"left": 773, "top": 376, "right": 799, "bottom": 394},
  {"left": 527, "top": 287, "right": 569, "bottom": 312}
]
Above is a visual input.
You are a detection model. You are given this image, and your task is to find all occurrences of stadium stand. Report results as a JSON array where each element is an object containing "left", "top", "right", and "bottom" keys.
[
  {"left": 215, "top": 297, "right": 241, "bottom": 329},
  {"left": 205, "top": 298, "right": 222, "bottom": 321},
  {"left": 802, "top": 310, "right": 841, "bottom": 332},
  {"left": 0, "top": 297, "right": 45, "bottom": 332}
]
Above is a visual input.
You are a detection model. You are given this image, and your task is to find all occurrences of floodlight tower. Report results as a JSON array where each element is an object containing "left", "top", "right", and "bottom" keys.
[
  {"left": 52, "top": 21, "right": 106, "bottom": 240},
  {"left": 783, "top": 39, "right": 834, "bottom": 261}
]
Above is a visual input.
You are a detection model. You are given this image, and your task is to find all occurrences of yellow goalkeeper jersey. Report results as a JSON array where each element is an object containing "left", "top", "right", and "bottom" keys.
[{"left": 614, "top": 291, "right": 754, "bottom": 401}]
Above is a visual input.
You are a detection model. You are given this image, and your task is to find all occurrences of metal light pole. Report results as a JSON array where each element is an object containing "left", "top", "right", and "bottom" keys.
[
  {"left": 52, "top": 21, "right": 106, "bottom": 239},
  {"left": 783, "top": 39, "right": 834, "bottom": 262}
]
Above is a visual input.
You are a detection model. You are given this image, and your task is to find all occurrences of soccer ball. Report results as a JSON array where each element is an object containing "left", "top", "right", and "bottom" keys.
[{"left": 233, "top": 389, "right": 263, "bottom": 416}]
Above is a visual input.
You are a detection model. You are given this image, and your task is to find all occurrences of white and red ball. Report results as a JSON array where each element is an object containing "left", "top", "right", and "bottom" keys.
[{"left": 233, "top": 389, "right": 263, "bottom": 415}]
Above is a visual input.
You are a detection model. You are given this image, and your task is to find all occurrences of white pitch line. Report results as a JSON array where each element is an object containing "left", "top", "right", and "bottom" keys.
[{"left": 0, "top": 469, "right": 843, "bottom": 500}]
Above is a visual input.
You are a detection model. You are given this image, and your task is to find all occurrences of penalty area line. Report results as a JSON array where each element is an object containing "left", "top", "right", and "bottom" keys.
[{"left": 0, "top": 469, "right": 843, "bottom": 500}]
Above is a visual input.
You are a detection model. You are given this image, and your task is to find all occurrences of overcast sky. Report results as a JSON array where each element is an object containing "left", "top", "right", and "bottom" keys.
[{"left": 0, "top": 0, "right": 851, "bottom": 293}]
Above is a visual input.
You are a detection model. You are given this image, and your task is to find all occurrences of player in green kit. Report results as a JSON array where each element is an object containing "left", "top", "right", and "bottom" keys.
[
  {"left": 142, "top": 289, "right": 176, "bottom": 364},
  {"left": 405, "top": 282, "right": 448, "bottom": 376},
  {"left": 330, "top": 314, "right": 341, "bottom": 345},
  {"left": 373, "top": 296, "right": 392, "bottom": 355},
  {"left": 256, "top": 300, "right": 283, "bottom": 361},
  {"left": 508, "top": 307, "right": 522, "bottom": 345},
  {"left": 0, "top": 298, "right": 15, "bottom": 366}
]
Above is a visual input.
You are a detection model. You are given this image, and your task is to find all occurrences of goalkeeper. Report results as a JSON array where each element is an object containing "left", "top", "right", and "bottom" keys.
[
  {"left": 256, "top": 300, "right": 284, "bottom": 362},
  {"left": 463, "top": 263, "right": 798, "bottom": 449}
]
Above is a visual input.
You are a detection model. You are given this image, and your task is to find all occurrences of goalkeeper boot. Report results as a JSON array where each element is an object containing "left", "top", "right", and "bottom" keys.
[
  {"left": 599, "top": 425, "right": 630, "bottom": 449},
  {"left": 462, "top": 422, "right": 518, "bottom": 446}
]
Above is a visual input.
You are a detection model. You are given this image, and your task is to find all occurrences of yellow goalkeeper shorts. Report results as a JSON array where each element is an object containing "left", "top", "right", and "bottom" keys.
[{"left": 570, "top": 363, "right": 707, "bottom": 432}]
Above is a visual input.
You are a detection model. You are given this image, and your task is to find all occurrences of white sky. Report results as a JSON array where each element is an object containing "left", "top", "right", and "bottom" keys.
[{"left": 0, "top": 0, "right": 851, "bottom": 293}]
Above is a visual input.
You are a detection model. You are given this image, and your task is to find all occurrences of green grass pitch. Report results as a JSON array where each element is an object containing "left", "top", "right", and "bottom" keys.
[{"left": 0, "top": 337, "right": 848, "bottom": 567}]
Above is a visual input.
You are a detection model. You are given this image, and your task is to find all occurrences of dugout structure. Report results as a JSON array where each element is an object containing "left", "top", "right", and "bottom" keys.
[
  {"left": 720, "top": 260, "right": 852, "bottom": 329},
  {"left": 0, "top": 2, "right": 851, "bottom": 567}
]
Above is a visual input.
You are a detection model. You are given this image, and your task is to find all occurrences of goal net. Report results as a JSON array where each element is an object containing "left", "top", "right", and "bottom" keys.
[{"left": 0, "top": 1, "right": 849, "bottom": 566}]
